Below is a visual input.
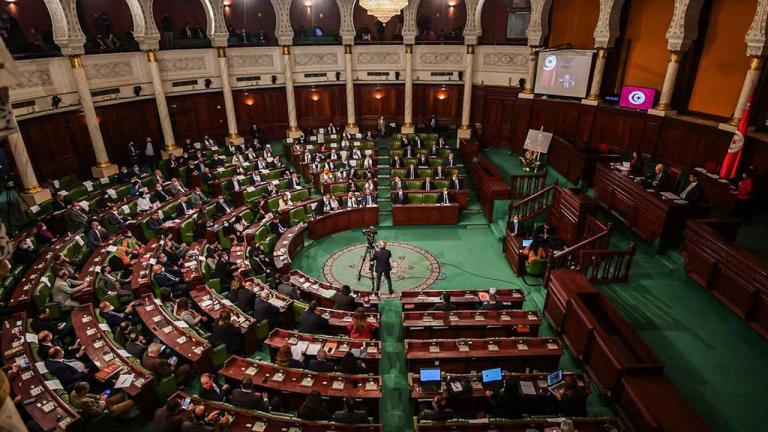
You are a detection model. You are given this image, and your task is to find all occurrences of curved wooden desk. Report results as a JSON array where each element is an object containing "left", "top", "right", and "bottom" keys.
[
  {"left": 399, "top": 289, "right": 525, "bottom": 311},
  {"left": 307, "top": 206, "right": 379, "bottom": 240},
  {"left": 402, "top": 310, "right": 541, "bottom": 339},
  {"left": 265, "top": 328, "right": 380, "bottom": 373}
]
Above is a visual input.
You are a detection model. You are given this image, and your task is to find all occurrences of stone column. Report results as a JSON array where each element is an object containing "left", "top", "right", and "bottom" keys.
[
  {"left": 652, "top": 51, "right": 682, "bottom": 113},
  {"left": 402, "top": 44, "right": 415, "bottom": 134},
  {"left": 583, "top": 48, "right": 607, "bottom": 105},
  {"left": 282, "top": 46, "right": 301, "bottom": 138},
  {"left": 457, "top": 45, "right": 475, "bottom": 139},
  {"left": 729, "top": 56, "right": 765, "bottom": 125},
  {"left": 8, "top": 118, "right": 51, "bottom": 206},
  {"left": 217, "top": 47, "right": 244, "bottom": 144},
  {"left": 146, "top": 50, "right": 181, "bottom": 158},
  {"left": 69, "top": 55, "right": 117, "bottom": 178},
  {"left": 344, "top": 45, "right": 358, "bottom": 134},
  {"left": 520, "top": 46, "right": 537, "bottom": 99}
]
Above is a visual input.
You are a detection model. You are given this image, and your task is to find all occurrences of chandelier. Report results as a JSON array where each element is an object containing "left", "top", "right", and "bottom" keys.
[{"left": 359, "top": 0, "right": 406, "bottom": 23}]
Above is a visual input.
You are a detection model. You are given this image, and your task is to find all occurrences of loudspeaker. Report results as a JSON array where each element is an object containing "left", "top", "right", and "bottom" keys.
[
  {"left": 51, "top": 95, "right": 62, "bottom": 109},
  {"left": 204, "top": 79, "right": 212, "bottom": 89},
  {"left": 395, "top": 71, "right": 400, "bottom": 81},
  {"left": 271, "top": 75, "right": 277, "bottom": 85},
  {"left": 518, "top": 78, "right": 526, "bottom": 89},
  {"left": 458, "top": 71, "right": 463, "bottom": 81},
  {"left": 335, "top": 71, "right": 341, "bottom": 81},
  {"left": 133, "top": 86, "right": 142, "bottom": 97}
]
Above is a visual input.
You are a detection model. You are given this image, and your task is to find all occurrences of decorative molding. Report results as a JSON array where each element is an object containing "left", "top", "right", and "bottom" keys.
[
  {"left": 228, "top": 54, "right": 275, "bottom": 69},
  {"left": 527, "top": 0, "right": 553, "bottom": 46},
  {"left": 337, "top": 0, "right": 356, "bottom": 45},
  {"left": 128, "top": 0, "right": 160, "bottom": 51},
  {"left": 746, "top": 0, "right": 768, "bottom": 57},
  {"left": 419, "top": 52, "right": 464, "bottom": 65},
  {"left": 481, "top": 53, "right": 528, "bottom": 69},
  {"left": 11, "top": 69, "right": 53, "bottom": 90},
  {"left": 593, "top": 0, "right": 626, "bottom": 48},
  {"left": 84, "top": 61, "right": 134, "bottom": 80},
  {"left": 293, "top": 52, "right": 339, "bottom": 66},
  {"left": 401, "top": 0, "right": 418, "bottom": 45},
  {"left": 158, "top": 57, "right": 207, "bottom": 73},
  {"left": 666, "top": 0, "right": 705, "bottom": 52},
  {"left": 356, "top": 51, "right": 402, "bottom": 65},
  {"left": 204, "top": 0, "right": 230, "bottom": 47},
  {"left": 463, "top": 0, "right": 481, "bottom": 44}
]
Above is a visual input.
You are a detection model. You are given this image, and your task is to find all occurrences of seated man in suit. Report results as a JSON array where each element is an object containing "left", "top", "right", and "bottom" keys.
[
  {"left": 443, "top": 153, "right": 457, "bottom": 168},
  {"left": 98, "top": 300, "right": 140, "bottom": 328},
  {"left": 392, "top": 188, "right": 409, "bottom": 205},
  {"left": 214, "top": 195, "right": 232, "bottom": 216},
  {"left": 153, "top": 183, "right": 171, "bottom": 203},
  {"left": 53, "top": 269, "right": 86, "bottom": 309},
  {"left": 437, "top": 188, "right": 451, "bottom": 205},
  {"left": 428, "top": 144, "right": 440, "bottom": 158},
  {"left": 297, "top": 301, "right": 330, "bottom": 335},
  {"left": 105, "top": 205, "right": 126, "bottom": 231},
  {"left": 391, "top": 176, "right": 403, "bottom": 191},
  {"left": 86, "top": 221, "right": 108, "bottom": 251},
  {"left": 176, "top": 196, "right": 192, "bottom": 217},
  {"left": 333, "top": 396, "right": 369, "bottom": 424},
  {"left": 199, "top": 373, "right": 230, "bottom": 402},
  {"left": 405, "top": 164, "right": 418, "bottom": 179},
  {"left": 306, "top": 348, "right": 336, "bottom": 373},
  {"left": 269, "top": 214, "right": 287, "bottom": 235},
  {"left": 332, "top": 285, "right": 357, "bottom": 312},
  {"left": 45, "top": 346, "right": 100, "bottom": 390},
  {"left": 361, "top": 190, "right": 377, "bottom": 207},
  {"left": 151, "top": 264, "right": 188, "bottom": 296},
  {"left": 252, "top": 291, "right": 280, "bottom": 329},
  {"left": 66, "top": 203, "right": 89, "bottom": 229},
  {"left": 434, "top": 165, "right": 446, "bottom": 179},
  {"left": 508, "top": 214, "right": 525, "bottom": 237},
  {"left": 645, "top": 163, "right": 670, "bottom": 191},
  {"left": 679, "top": 173, "right": 703, "bottom": 204},
  {"left": 421, "top": 177, "right": 435, "bottom": 192},
  {"left": 427, "top": 115, "right": 438, "bottom": 132},
  {"left": 449, "top": 174, "right": 462, "bottom": 190},
  {"left": 146, "top": 211, "right": 165, "bottom": 237},
  {"left": 141, "top": 342, "right": 191, "bottom": 384},
  {"left": 232, "top": 280, "right": 257, "bottom": 313},
  {"left": 391, "top": 155, "right": 404, "bottom": 169},
  {"left": 124, "top": 331, "right": 148, "bottom": 358},
  {"left": 416, "top": 155, "right": 429, "bottom": 168},
  {"left": 52, "top": 193, "right": 68, "bottom": 212},
  {"left": 417, "top": 395, "right": 454, "bottom": 422},
  {"left": 229, "top": 377, "right": 270, "bottom": 410}
]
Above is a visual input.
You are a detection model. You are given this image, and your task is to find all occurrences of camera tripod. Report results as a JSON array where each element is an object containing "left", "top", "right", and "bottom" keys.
[{"left": 356, "top": 240, "right": 377, "bottom": 290}]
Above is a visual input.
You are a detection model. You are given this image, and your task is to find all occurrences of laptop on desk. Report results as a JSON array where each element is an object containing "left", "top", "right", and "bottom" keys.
[
  {"left": 481, "top": 367, "right": 504, "bottom": 391},
  {"left": 547, "top": 370, "right": 566, "bottom": 396},
  {"left": 419, "top": 368, "right": 442, "bottom": 393}
]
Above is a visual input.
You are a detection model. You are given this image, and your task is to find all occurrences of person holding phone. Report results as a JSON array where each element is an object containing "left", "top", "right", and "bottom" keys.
[{"left": 69, "top": 382, "right": 135, "bottom": 418}]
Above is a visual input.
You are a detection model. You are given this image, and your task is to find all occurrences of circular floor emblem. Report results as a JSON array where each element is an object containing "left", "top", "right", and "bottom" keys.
[{"left": 322, "top": 242, "right": 441, "bottom": 292}]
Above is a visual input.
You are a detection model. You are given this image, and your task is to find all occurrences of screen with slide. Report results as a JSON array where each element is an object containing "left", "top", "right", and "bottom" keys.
[{"left": 534, "top": 50, "right": 595, "bottom": 98}]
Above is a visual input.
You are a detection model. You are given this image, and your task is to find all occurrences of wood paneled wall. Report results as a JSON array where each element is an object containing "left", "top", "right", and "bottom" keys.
[
  {"left": 354, "top": 84, "right": 405, "bottom": 128},
  {"left": 413, "top": 84, "right": 463, "bottom": 126},
  {"left": 233, "top": 88, "right": 288, "bottom": 139},
  {"left": 167, "top": 92, "right": 229, "bottom": 143},
  {"left": 471, "top": 85, "right": 768, "bottom": 179},
  {"left": 294, "top": 85, "right": 347, "bottom": 128}
]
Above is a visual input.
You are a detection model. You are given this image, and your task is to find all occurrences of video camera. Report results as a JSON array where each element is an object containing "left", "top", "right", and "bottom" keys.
[{"left": 362, "top": 226, "right": 378, "bottom": 246}]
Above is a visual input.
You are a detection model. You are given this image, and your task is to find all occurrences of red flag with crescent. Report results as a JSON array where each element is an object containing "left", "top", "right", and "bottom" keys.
[{"left": 719, "top": 98, "right": 750, "bottom": 179}]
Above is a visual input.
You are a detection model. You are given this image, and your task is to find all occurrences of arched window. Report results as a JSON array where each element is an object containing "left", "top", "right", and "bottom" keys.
[
  {"left": 78, "top": 0, "right": 139, "bottom": 53},
  {"left": 154, "top": 0, "right": 211, "bottom": 50},
  {"left": 290, "top": 0, "right": 341, "bottom": 45},
  {"left": 353, "top": 2, "right": 403, "bottom": 43},
  {"left": 224, "top": 0, "right": 277, "bottom": 46},
  {"left": 415, "top": 0, "right": 466, "bottom": 44},
  {"left": 480, "top": 0, "right": 530, "bottom": 45},
  {"left": 1, "top": 0, "right": 59, "bottom": 58}
]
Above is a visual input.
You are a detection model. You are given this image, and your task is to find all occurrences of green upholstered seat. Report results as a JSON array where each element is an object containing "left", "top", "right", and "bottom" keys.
[
  {"left": 289, "top": 206, "right": 307, "bottom": 226},
  {"left": 422, "top": 194, "right": 438, "bottom": 204}
]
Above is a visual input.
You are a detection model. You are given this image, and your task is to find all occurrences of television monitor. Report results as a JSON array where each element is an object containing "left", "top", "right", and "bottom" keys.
[
  {"left": 534, "top": 50, "right": 595, "bottom": 98},
  {"left": 419, "top": 368, "right": 441, "bottom": 382},
  {"left": 619, "top": 86, "right": 657, "bottom": 110}
]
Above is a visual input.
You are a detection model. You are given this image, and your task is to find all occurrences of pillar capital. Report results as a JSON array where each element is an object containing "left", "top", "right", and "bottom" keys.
[
  {"left": 670, "top": 51, "right": 682, "bottom": 63},
  {"left": 466, "top": 45, "right": 475, "bottom": 55},
  {"left": 527, "top": 0, "right": 554, "bottom": 47},
  {"left": 69, "top": 54, "right": 84, "bottom": 69},
  {"left": 145, "top": 49, "right": 158, "bottom": 62},
  {"left": 217, "top": 46, "right": 227, "bottom": 58},
  {"left": 405, "top": 44, "right": 413, "bottom": 54},
  {"left": 749, "top": 56, "right": 765, "bottom": 71},
  {"left": 282, "top": 46, "right": 291, "bottom": 55},
  {"left": 344, "top": 45, "right": 353, "bottom": 55}
]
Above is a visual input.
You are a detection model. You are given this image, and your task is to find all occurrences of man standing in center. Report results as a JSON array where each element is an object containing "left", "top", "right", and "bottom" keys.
[{"left": 372, "top": 241, "right": 392, "bottom": 296}]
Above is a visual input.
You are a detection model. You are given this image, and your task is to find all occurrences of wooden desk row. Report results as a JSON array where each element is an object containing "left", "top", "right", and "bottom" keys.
[
  {"left": 171, "top": 392, "right": 382, "bottom": 431},
  {"left": 134, "top": 293, "right": 213, "bottom": 371},
  {"left": 413, "top": 417, "right": 622, "bottom": 432},
  {"left": 265, "top": 328, "right": 381, "bottom": 373},
  {"left": 273, "top": 223, "right": 306, "bottom": 272},
  {"left": 544, "top": 270, "right": 707, "bottom": 431},
  {"left": 400, "top": 289, "right": 524, "bottom": 311},
  {"left": 405, "top": 337, "right": 562, "bottom": 374},
  {"left": 402, "top": 310, "right": 541, "bottom": 339},
  {"left": 593, "top": 164, "right": 708, "bottom": 251},
  {"left": 2, "top": 312, "right": 80, "bottom": 431},
  {"left": 392, "top": 203, "right": 460, "bottom": 225},
  {"left": 681, "top": 219, "right": 768, "bottom": 340},
  {"left": 221, "top": 356, "right": 382, "bottom": 417},
  {"left": 189, "top": 284, "right": 260, "bottom": 354},
  {"left": 307, "top": 206, "right": 379, "bottom": 240},
  {"left": 130, "top": 238, "right": 163, "bottom": 294}
]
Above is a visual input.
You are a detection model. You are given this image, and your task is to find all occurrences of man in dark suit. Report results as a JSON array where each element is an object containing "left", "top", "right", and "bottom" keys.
[
  {"left": 421, "top": 177, "right": 435, "bottom": 191},
  {"left": 428, "top": 115, "right": 438, "bottom": 132},
  {"left": 152, "top": 264, "right": 188, "bottom": 296},
  {"left": 333, "top": 397, "right": 369, "bottom": 424},
  {"left": 438, "top": 188, "right": 451, "bottom": 205},
  {"left": 416, "top": 155, "right": 429, "bottom": 168},
  {"left": 229, "top": 378, "right": 270, "bottom": 410},
  {"left": 391, "top": 155, "right": 404, "bottom": 168},
  {"left": 434, "top": 166, "right": 445, "bottom": 179},
  {"left": 306, "top": 349, "right": 336, "bottom": 373},
  {"left": 646, "top": 163, "right": 670, "bottom": 191},
  {"left": 86, "top": 221, "right": 108, "bottom": 251},
  {"left": 124, "top": 332, "right": 148, "bottom": 358},
  {"left": 152, "top": 398, "right": 184, "bottom": 432},
  {"left": 176, "top": 196, "right": 191, "bottom": 217},
  {"left": 428, "top": 144, "right": 440, "bottom": 157},
  {"left": 52, "top": 193, "right": 68, "bottom": 212},
  {"left": 443, "top": 153, "right": 457, "bottom": 168},
  {"left": 44, "top": 346, "right": 93, "bottom": 388},
  {"left": 153, "top": 184, "right": 170, "bottom": 202},
  {"left": 269, "top": 215, "right": 287, "bottom": 235},
  {"left": 509, "top": 214, "right": 525, "bottom": 237},
  {"left": 252, "top": 291, "right": 280, "bottom": 329},
  {"left": 232, "top": 281, "right": 257, "bottom": 313},
  {"left": 392, "top": 188, "right": 408, "bottom": 204},
  {"left": 287, "top": 173, "right": 302, "bottom": 189},
  {"left": 391, "top": 176, "right": 403, "bottom": 190},
  {"left": 406, "top": 164, "right": 417, "bottom": 179},
  {"left": 214, "top": 196, "right": 231, "bottom": 216},
  {"left": 105, "top": 205, "right": 126, "bottom": 231},
  {"left": 372, "top": 241, "right": 392, "bottom": 295},
  {"left": 402, "top": 145, "right": 414, "bottom": 158},
  {"left": 142, "top": 343, "right": 190, "bottom": 384},
  {"left": 198, "top": 373, "right": 230, "bottom": 402},
  {"left": 449, "top": 174, "right": 462, "bottom": 190},
  {"left": 332, "top": 285, "right": 357, "bottom": 312},
  {"left": 430, "top": 292, "right": 456, "bottom": 311},
  {"left": 147, "top": 212, "right": 165, "bottom": 236},
  {"left": 361, "top": 190, "right": 377, "bottom": 207},
  {"left": 679, "top": 173, "right": 703, "bottom": 204},
  {"left": 297, "top": 301, "right": 330, "bottom": 334}
]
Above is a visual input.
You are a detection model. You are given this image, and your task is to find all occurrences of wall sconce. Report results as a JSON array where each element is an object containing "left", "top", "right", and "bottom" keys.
[
  {"left": 310, "top": 90, "right": 320, "bottom": 101},
  {"left": 437, "top": 87, "right": 448, "bottom": 100},
  {"left": 223, "top": 0, "right": 232, "bottom": 5},
  {"left": 244, "top": 97, "right": 255, "bottom": 106},
  {"left": 374, "top": 88, "right": 384, "bottom": 100}
]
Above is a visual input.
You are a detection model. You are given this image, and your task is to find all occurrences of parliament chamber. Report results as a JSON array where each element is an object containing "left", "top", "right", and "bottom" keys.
[{"left": 1, "top": 1, "right": 768, "bottom": 432}]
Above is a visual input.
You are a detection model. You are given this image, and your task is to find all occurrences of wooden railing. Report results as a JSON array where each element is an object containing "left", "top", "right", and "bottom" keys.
[
  {"left": 544, "top": 228, "right": 612, "bottom": 282},
  {"left": 507, "top": 182, "right": 558, "bottom": 224},
  {"left": 577, "top": 243, "right": 637, "bottom": 283},
  {"left": 510, "top": 171, "right": 547, "bottom": 199}
]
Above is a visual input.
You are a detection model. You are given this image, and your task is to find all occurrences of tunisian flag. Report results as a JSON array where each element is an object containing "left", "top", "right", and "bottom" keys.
[{"left": 719, "top": 98, "right": 751, "bottom": 179}]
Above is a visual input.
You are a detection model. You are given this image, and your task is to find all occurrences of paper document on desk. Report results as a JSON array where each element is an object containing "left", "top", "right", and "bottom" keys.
[
  {"left": 292, "top": 341, "right": 309, "bottom": 359},
  {"left": 45, "top": 379, "right": 63, "bottom": 390},
  {"left": 306, "top": 342, "right": 322, "bottom": 356},
  {"left": 114, "top": 374, "right": 135, "bottom": 389},
  {"left": 519, "top": 381, "right": 536, "bottom": 395}
]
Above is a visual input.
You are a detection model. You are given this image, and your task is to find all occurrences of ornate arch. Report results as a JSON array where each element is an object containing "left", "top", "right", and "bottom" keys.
[
  {"left": 464, "top": 0, "right": 481, "bottom": 44},
  {"left": 271, "top": 0, "right": 295, "bottom": 45},
  {"left": 338, "top": 0, "right": 356, "bottom": 44},
  {"left": 746, "top": 0, "right": 768, "bottom": 57},
  {"left": 202, "top": 0, "right": 229, "bottom": 47},
  {"left": 125, "top": 0, "right": 161, "bottom": 51},
  {"left": 42, "top": 0, "right": 86, "bottom": 55},
  {"left": 593, "top": 0, "right": 626, "bottom": 49},
  {"left": 665, "top": 0, "right": 704, "bottom": 52},
  {"left": 527, "top": 0, "right": 553, "bottom": 47}
]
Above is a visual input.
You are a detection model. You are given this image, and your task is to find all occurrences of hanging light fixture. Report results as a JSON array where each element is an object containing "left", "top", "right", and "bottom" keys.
[{"left": 359, "top": 0, "right": 406, "bottom": 23}]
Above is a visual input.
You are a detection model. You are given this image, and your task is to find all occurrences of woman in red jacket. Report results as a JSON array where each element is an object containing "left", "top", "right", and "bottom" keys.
[{"left": 346, "top": 307, "right": 378, "bottom": 339}]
